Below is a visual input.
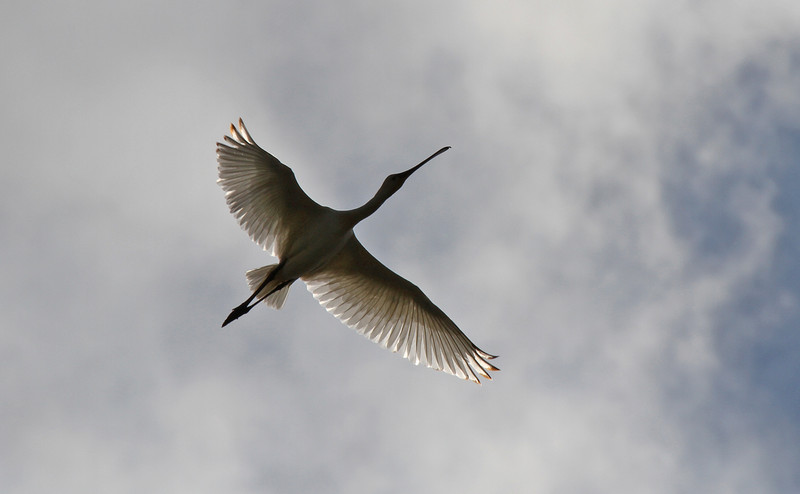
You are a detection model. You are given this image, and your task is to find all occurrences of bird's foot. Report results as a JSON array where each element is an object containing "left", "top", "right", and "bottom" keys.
[{"left": 221, "top": 302, "right": 252, "bottom": 327}]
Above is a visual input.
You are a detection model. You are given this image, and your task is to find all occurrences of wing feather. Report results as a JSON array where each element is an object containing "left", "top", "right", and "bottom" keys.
[
  {"left": 304, "top": 235, "right": 498, "bottom": 383},
  {"left": 217, "top": 118, "right": 325, "bottom": 256}
]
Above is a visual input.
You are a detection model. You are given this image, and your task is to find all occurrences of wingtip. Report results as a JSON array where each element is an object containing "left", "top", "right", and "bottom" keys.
[
  {"left": 236, "top": 118, "right": 255, "bottom": 144},
  {"left": 471, "top": 372, "right": 490, "bottom": 385}
]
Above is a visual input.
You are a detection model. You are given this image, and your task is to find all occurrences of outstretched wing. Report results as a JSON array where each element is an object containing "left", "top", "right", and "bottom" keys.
[
  {"left": 303, "top": 235, "right": 499, "bottom": 383},
  {"left": 217, "top": 118, "right": 325, "bottom": 256}
]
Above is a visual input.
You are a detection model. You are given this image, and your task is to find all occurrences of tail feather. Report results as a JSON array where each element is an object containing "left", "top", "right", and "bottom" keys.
[{"left": 246, "top": 264, "right": 293, "bottom": 309}]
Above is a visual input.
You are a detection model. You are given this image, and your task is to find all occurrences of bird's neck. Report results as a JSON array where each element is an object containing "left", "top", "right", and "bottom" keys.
[{"left": 343, "top": 189, "right": 392, "bottom": 227}]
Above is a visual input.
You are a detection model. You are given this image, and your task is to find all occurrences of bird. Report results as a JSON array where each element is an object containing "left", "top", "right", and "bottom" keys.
[{"left": 217, "top": 118, "right": 498, "bottom": 383}]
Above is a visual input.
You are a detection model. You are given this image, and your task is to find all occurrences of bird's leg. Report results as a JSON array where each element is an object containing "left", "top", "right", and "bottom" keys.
[
  {"left": 221, "top": 278, "right": 295, "bottom": 327},
  {"left": 247, "top": 279, "right": 295, "bottom": 309},
  {"left": 221, "top": 301, "right": 255, "bottom": 327},
  {"left": 221, "top": 262, "right": 284, "bottom": 327}
]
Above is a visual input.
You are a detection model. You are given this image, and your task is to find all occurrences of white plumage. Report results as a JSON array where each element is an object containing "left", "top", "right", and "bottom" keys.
[{"left": 217, "top": 119, "right": 498, "bottom": 383}]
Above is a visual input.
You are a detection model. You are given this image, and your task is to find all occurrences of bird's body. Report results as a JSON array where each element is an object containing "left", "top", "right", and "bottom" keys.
[
  {"left": 217, "top": 119, "right": 498, "bottom": 383},
  {"left": 273, "top": 207, "right": 351, "bottom": 279}
]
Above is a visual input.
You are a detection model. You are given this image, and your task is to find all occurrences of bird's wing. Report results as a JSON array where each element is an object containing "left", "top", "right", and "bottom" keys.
[
  {"left": 303, "top": 235, "right": 498, "bottom": 383},
  {"left": 217, "top": 119, "right": 325, "bottom": 255}
]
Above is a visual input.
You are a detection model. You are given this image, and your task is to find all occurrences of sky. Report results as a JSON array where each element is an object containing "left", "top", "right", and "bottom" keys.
[{"left": 2, "top": 1, "right": 800, "bottom": 493}]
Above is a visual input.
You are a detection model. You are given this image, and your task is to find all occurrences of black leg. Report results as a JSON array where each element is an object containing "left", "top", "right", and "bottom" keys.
[
  {"left": 247, "top": 279, "right": 295, "bottom": 309},
  {"left": 221, "top": 262, "right": 284, "bottom": 327},
  {"left": 221, "top": 301, "right": 253, "bottom": 327}
]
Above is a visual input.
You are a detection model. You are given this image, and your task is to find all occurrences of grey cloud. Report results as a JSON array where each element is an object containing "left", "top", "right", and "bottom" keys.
[{"left": 2, "top": 1, "right": 800, "bottom": 493}]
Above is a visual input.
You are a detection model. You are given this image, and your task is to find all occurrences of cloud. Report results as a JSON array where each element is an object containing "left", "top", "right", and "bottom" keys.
[{"left": 2, "top": 1, "right": 800, "bottom": 493}]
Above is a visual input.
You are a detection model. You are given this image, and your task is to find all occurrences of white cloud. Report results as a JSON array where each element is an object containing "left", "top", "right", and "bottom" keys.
[{"left": 2, "top": 1, "right": 800, "bottom": 493}]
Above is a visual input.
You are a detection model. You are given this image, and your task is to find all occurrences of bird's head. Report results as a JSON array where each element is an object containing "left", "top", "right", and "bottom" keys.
[
  {"left": 379, "top": 170, "right": 413, "bottom": 196},
  {"left": 378, "top": 146, "right": 451, "bottom": 198}
]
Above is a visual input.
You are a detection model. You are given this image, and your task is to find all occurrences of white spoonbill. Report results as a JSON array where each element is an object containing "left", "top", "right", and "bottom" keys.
[{"left": 217, "top": 119, "right": 498, "bottom": 383}]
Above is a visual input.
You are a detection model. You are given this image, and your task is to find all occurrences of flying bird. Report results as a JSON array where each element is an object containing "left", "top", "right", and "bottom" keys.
[{"left": 217, "top": 119, "right": 498, "bottom": 383}]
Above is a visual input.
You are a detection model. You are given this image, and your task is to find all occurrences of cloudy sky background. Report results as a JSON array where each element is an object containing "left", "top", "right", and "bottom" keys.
[{"left": 2, "top": 1, "right": 800, "bottom": 492}]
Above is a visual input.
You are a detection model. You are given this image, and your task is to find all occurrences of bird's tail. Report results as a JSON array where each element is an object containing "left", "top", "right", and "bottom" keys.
[{"left": 246, "top": 264, "right": 293, "bottom": 309}]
